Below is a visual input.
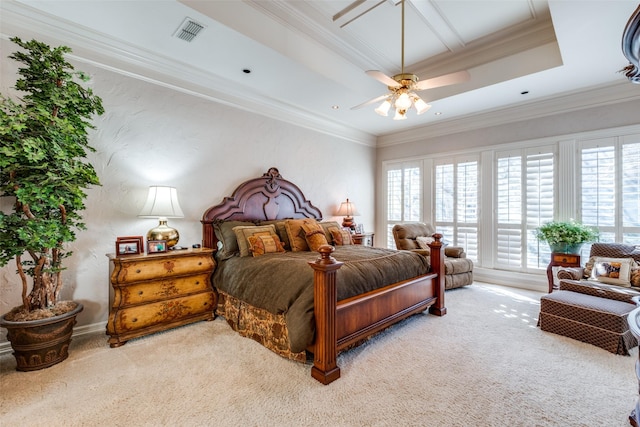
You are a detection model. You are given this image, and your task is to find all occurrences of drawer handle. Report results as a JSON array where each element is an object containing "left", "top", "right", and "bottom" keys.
[
  {"left": 132, "top": 318, "right": 138, "bottom": 323},
  {"left": 195, "top": 281, "right": 200, "bottom": 285},
  {"left": 138, "top": 291, "right": 144, "bottom": 296},
  {"left": 198, "top": 262, "right": 202, "bottom": 265},
  {"left": 136, "top": 269, "right": 141, "bottom": 274}
]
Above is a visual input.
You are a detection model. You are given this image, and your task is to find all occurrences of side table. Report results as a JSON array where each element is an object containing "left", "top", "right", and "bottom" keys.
[
  {"left": 352, "top": 232, "right": 374, "bottom": 247},
  {"left": 106, "top": 248, "right": 216, "bottom": 347},
  {"left": 546, "top": 252, "right": 580, "bottom": 293}
]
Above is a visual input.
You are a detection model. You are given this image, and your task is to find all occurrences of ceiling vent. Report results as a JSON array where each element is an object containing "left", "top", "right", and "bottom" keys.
[{"left": 174, "top": 18, "right": 205, "bottom": 42}]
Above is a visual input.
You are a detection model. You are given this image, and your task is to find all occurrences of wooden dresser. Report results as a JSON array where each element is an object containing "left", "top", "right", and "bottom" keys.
[{"left": 106, "top": 248, "right": 216, "bottom": 347}]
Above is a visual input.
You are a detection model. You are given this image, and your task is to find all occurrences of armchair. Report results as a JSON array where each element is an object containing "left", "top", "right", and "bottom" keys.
[
  {"left": 539, "top": 243, "right": 640, "bottom": 355},
  {"left": 392, "top": 223, "right": 473, "bottom": 290}
]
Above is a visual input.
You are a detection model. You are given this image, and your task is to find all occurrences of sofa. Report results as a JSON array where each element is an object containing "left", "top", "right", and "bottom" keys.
[
  {"left": 538, "top": 243, "right": 640, "bottom": 355},
  {"left": 392, "top": 223, "right": 473, "bottom": 290}
]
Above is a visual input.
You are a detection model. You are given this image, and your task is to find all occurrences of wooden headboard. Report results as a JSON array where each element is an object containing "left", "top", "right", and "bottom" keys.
[{"left": 201, "top": 167, "right": 323, "bottom": 249}]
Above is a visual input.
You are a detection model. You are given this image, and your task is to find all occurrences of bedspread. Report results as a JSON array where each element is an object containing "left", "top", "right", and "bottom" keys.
[{"left": 212, "top": 245, "right": 430, "bottom": 352}]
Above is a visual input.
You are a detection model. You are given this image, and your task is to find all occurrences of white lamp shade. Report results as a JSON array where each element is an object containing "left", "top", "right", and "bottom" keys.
[
  {"left": 138, "top": 186, "right": 184, "bottom": 218},
  {"left": 413, "top": 96, "right": 432, "bottom": 115},
  {"left": 375, "top": 100, "right": 391, "bottom": 116},
  {"left": 335, "top": 199, "right": 360, "bottom": 217}
]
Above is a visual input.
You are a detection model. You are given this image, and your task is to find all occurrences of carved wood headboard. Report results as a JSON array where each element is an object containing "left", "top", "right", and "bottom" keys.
[{"left": 201, "top": 167, "right": 323, "bottom": 249}]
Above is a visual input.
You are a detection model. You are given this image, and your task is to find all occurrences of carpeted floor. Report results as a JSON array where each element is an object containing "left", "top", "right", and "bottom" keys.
[{"left": 0, "top": 283, "right": 636, "bottom": 426}]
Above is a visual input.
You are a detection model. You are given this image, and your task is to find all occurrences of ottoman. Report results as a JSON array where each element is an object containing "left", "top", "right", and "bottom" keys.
[{"left": 539, "top": 289, "right": 637, "bottom": 355}]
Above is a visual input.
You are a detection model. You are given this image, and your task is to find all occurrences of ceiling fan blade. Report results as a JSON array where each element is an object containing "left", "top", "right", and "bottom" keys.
[
  {"left": 351, "top": 94, "right": 390, "bottom": 110},
  {"left": 365, "top": 70, "right": 401, "bottom": 88},
  {"left": 415, "top": 70, "right": 470, "bottom": 91}
]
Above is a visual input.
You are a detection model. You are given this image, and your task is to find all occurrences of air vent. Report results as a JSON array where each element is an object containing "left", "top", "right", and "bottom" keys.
[{"left": 174, "top": 18, "right": 205, "bottom": 42}]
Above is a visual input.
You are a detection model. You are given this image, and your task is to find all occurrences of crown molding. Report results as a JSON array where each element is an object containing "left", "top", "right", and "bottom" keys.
[
  {"left": 376, "top": 81, "right": 640, "bottom": 147},
  {"left": 0, "top": 1, "right": 377, "bottom": 147}
]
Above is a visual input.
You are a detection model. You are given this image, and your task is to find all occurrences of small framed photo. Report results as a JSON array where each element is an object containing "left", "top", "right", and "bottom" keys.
[
  {"left": 116, "top": 236, "right": 143, "bottom": 256},
  {"left": 148, "top": 240, "right": 168, "bottom": 254},
  {"left": 355, "top": 224, "right": 364, "bottom": 234}
]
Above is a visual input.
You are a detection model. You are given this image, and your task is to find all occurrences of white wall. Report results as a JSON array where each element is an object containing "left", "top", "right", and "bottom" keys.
[{"left": 0, "top": 38, "right": 376, "bottom": 343}]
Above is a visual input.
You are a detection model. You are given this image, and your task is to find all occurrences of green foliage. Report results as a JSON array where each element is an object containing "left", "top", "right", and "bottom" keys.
[
  {"left": 535, "top": 220, "right": 598, "bottom": 245},
  {"left": 0, "top": 37, "right": 103, "bottom": 311}
]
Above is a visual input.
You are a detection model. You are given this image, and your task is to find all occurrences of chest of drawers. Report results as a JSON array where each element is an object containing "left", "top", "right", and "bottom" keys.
[{"left": 106, "top": 248, "right": 216, "bottom": 347}]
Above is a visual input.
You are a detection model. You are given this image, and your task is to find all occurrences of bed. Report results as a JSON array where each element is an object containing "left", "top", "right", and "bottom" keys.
[{"left": 201, "top": 167, "right": 446, "bottom": 384}]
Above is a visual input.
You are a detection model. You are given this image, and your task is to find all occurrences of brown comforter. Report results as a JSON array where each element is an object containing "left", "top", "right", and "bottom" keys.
[{"left": 212, "top": 245, "right": 430, "bottom": 352}]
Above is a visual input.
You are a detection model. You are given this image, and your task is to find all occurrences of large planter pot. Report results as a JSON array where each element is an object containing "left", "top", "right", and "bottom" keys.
[
  {"left": 549, "top": 242, "right": 583, "bottom": 255},
  {"left": 0, "top": 302, "right": 83, "bottom": 371}
]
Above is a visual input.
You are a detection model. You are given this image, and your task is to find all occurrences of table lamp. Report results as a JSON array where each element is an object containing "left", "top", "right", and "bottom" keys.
[
  {"left": 335, "top": 198, "right": 360, "bottom": 230},
  {"left": 138, "top": 186, "right": 184, "bottom": 248}
]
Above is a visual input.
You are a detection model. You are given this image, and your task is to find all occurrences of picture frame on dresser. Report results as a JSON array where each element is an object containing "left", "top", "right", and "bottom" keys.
[
  {"left": 147, "top": 240, "right": 167, "bottom": 254},
  {"left": 355, "top": 224, "right": 364, "bottom": 234},
  {"left": 115, "top": 236, "right": 143, "bottom": 256}
]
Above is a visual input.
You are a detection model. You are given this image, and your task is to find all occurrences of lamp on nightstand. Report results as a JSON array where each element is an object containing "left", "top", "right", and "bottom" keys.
[
  {"left": 138, "top": 186, "right": 184, "bottom": 248},
  {"left": 335, "top": 198, "right": 360, "bottom": 230}
]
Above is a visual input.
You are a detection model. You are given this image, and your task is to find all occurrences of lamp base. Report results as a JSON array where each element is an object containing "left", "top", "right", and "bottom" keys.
[
  {"left": 147, "top": 220, "right": 179, "bottom": 248},
  {"left": 342, "top": 217, "right": 356, "bottom": 230}
]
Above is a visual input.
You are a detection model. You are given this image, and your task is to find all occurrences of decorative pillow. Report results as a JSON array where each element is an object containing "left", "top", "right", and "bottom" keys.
[
  {"left": 328, "top": 226, "right": 352, "bottom": 246},
  {"left": 232, "top": 224, "right": 278, "bottom": 257},
  {"left": 284, "top": 219, "right": 311, "bottom": 251},
  {"left": 213, "top": 220, "right": 255, "bottom": 260},
  {"left": 590, "top": 257, "right": 634, "bottom": 287},
  {"left": 632, "top": 267, "right": 640, "bottom": 288},
  {"left": 320, "top": 221, "right": 342, "bottom": 242},
  {"left": 248, "top": 234, "right": 285, "bottom": 256},
  {"left": 301, "top": 220, "right": 329, "bottom": 252},
  {"left": 259, "top": 220, "right": 291, "bottom": 251},
  {"left": 416, "top": 236, "right": 435, "bottom": 250}
]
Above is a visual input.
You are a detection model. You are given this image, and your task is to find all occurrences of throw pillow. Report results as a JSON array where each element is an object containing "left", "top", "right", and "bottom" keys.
[
  {"left": 248, "top": 234, "right": 286, "bottom": 256},
  {"left": 213, "top": 220, "right": 255, "bottom": 260},
  {"left": 301, "top": 220, "right": 329, "bottom": 252},
  {"left": 329, "top": 227, "right": 352, "bottom": 246},
  {"left": 320, "top": 221, "right": 342, "bottom": 242},
  {"left": 284, "top": 219, "right": 310, "bottom": 251},
  {"left": 232, "top": 224, "right": 278, "bottom": 257},
  {"left": 590, "top": 257, "right": 634, "bottom": 287}
]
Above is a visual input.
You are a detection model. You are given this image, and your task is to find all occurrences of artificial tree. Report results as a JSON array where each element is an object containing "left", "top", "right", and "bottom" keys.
[{"left": 0, "top": 37, "right": 104, "bottom": 321}]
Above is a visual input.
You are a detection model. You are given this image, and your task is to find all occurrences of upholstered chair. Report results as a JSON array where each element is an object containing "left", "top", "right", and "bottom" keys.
[
  {"left": 392, "top": 223, "right": 473, "bottom": 290},
  {"left": 539, "top": 243, "right": 640, "bottom": 355}
]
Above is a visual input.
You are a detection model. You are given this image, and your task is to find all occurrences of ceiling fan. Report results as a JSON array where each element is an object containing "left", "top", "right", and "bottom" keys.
[{"left": 352, "top": 0, "right": 470, "bottom": 120}]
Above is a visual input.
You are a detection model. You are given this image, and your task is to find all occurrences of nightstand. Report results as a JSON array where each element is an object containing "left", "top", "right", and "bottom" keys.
[
  {"left": 106, "top": 248, "right": 216, "bottom": 347},
  {"left": 546, "top": 252, "right": 581, "bottom": 293},
  {"left": 352, "top": 232, "right": 374, "bottom": 247}
]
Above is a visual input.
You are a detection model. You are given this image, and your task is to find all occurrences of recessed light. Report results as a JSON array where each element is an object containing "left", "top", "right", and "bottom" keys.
[
  {"left": 434, "top": 112, "right": 442, "bottom": 116},
  {"left": 331, "top": 105, "right": 339, "bottom": 110}
]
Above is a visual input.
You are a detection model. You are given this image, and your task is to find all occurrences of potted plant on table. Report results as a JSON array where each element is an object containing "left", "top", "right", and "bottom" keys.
[
  {"left": 0, "top": 37, "right": 103, "bottom": 371},
  {"left": 535, "top": 220, "right": 598, "bottom": 254}
]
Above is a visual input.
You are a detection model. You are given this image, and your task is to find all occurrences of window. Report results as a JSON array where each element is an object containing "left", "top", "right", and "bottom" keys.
[
  {"left": 385, "top": 161, "right": 422, "bottom": 248},
  {"left": 580, "top": 138, "right": 640, "bottom": 243},
  {"left": 434, "top": 158, "right": 478, "bottom": 260},
  {"left": 496, "top": 147, "right": 554, "bottom": 271}
]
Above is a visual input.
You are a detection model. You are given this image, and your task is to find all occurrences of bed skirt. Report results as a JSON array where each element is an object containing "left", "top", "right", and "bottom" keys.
[{"left": 216, "top": 290, "right": 308, "bottom": 363}]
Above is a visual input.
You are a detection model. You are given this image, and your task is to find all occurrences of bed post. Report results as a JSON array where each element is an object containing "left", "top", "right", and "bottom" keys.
[
  {"left": 308, "top": 245, "right": 344, "bottom": 384},
  {"left": 428, "top": 233, "right": 447, "bottom": 316}
]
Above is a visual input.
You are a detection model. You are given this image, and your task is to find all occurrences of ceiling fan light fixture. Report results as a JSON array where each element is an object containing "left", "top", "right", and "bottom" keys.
[
  {"left": 393, "top": 108, "right": 407, "bottom": 120},
  {"left": 413, "top": 96, "right": 431, "bottom": 115},
  {"left": 395, "top": 92, "right": 412, "bottom": 110},
  {"left": 375, "top": 100, "right": 392, "bottom": 116}
]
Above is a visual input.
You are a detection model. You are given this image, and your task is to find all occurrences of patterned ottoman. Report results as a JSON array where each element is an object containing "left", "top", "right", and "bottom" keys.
[{"left": 539, "top": 289, "right": 637, "bottom": 355}]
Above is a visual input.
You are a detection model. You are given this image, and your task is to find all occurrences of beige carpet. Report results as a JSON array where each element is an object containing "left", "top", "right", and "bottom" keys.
[{"left": 0, "top": 283, "right": 636, "bottom": 426}]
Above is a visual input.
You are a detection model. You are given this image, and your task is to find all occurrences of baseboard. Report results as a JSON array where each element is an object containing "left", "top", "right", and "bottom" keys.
[
  {"left": 0, "top": 321, "right": 107, "bottom": 356},
  {"left": 473, "top": 267, "right": 547, "bottom": 293}
]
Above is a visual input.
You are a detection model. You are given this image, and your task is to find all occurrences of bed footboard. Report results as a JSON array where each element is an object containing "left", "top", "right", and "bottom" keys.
[{"left": 308, "top": 236, "right": 445, "bottom": 384}]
